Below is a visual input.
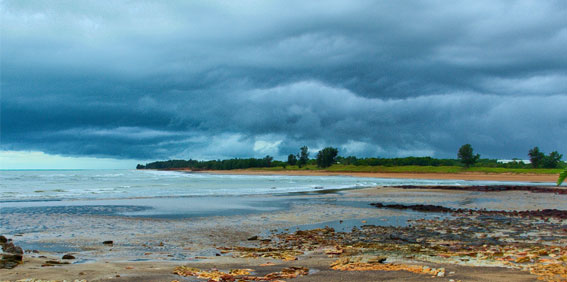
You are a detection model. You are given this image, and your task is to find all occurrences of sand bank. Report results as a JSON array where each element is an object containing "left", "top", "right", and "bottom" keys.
[{"left": 197, "top": 168, "right": 559, "bottom": 182}]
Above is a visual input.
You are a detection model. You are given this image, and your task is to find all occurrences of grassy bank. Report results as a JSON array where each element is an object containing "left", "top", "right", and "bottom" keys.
[{"left": 251, "top": 164, "right": 562, "bottom": 175}]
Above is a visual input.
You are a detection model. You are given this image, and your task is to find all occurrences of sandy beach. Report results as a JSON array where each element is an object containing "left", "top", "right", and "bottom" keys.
[
  {"left": 198, "top": 168, "right": 560, "bottom": 183},
  {"left": 2, "top": 180, "right": 566, "bottom": 281}
]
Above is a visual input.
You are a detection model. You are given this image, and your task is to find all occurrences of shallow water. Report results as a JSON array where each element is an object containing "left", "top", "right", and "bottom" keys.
[{"left": 1, "top": 169, "right": 563, "bottom": 263}]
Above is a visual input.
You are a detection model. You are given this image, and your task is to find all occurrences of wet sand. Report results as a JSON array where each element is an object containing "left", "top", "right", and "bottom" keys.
[
  {"left": 2, "top": 187, "right": 565, "bottom": 281},
  {"left": 198, "top": 169, "right": 559, "bottom": 182},
  {"left": 3, "top": 254, "right": 538, "bottom": 282}
]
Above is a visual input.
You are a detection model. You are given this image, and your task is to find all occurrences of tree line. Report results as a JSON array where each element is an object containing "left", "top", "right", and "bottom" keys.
[
  {"left": 137, "top": 145, "right": 564, "bottom": 170},
  {"left": 137, "top": 156, "right": 275, "bottom": 170},
  {"left": 456, "top": 144, "right": 563, "bottom": 168}
]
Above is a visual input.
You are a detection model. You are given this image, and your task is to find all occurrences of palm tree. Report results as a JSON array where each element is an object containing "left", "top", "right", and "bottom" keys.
[{"left": 558, "top": 168, "right": 566, "bottom": 186}]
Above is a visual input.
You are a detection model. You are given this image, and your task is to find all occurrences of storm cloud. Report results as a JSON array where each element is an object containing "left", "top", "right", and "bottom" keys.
[{"left": 1, "top": 0, "right": 566, "bottom": 161}]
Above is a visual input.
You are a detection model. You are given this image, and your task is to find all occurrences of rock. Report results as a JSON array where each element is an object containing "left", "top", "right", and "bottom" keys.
[
  {"left": 366, "top": 256, "right": 387, "bottom": 264},
  {"left": 103, "top": 240, "right": 114, "bottom": 245},
  {"left": 42, "top": 260, "right": 70, "bottom": 267},
  {"left": 62, "top": 254, "right": 76, "bottom": 260},
  {"left": 515, "top": 256, "right": 530, "bottom": 263},
  {"left": 247, "top": 235, "right": 258, "bottom": 241},
  {"left": 1, "top": 238, "right": 24, "bottom": 269},
  {"left": 0, "top": 255, "right": 22, "bottom": 269},
  {"left": 44, "top": 260, "right": 70, "bottom": 265},
  {"left": 3, "top": 242, "right": 23, "bottom": 254}
]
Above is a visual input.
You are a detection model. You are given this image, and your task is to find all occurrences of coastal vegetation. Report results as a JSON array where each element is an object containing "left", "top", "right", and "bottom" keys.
[
  {"left": 457, "top": 144, "right": 480, "bottom": 167},
  {"left": 529, "top": 146, "right": 564, "bottom": 168},
  {"left": 136, "top": 156, "right": 276, "bottom": 170},
  {"left": 297, "top": 146, "right": 309, "bottom": 168},
  {"left": 559, "top": 169, "right": 567, "bottom": 186},
  {"left": 255, "top": 164, "right": 563, "bottom": 175},
  {"left": 316, "top": 147, "right": 339, "bottom": 168},
  {"left": 137, "top": 145, "right": 565, "bottom": 175},
  {"left": 287, "top": 154, "right": 297, "bottom": 166}
]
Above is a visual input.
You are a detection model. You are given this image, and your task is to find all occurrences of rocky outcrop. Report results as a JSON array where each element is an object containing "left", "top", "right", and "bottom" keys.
[
  {"left": 0, "top": 235, "right": 23, "bottom": 269},
  {"left": 370, "top": 202, "right": 567, "bottom": 219}
]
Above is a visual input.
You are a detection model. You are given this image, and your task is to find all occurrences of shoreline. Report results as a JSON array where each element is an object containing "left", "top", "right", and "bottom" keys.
[
  {"left": 192, "top": 168, "right": 559, "bottom": 183},
  {"left": 2, "top": 186, "right": 566, "bottom": 281}
]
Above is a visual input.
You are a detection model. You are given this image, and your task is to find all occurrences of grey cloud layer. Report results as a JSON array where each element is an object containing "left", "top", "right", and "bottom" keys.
[{"left": 2, "top": 0, "right": 566, "bottom": 160}]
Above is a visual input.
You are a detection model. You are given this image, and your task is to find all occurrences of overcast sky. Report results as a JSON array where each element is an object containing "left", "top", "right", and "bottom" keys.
[{"left": 1, "top": 0, "right": 566, "bottom": 168}]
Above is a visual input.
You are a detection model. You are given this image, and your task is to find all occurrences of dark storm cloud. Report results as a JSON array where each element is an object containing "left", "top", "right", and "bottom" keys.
[{"left": 1, "top": 0, "right": 566, "bottom": 161}]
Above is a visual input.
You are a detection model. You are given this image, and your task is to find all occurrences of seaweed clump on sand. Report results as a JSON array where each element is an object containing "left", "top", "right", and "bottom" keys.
[{"left": 172, "top": 266, "right": 309, "bottom": 281}]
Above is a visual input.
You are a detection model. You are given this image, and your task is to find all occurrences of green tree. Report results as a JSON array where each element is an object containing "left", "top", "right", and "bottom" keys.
[
  {"left": 298, "top": 146, "right": 309, "bottom": 168},
  {"left": 458, "top": 144, "right": 480, "bottom": 167},
  {"left": 263, "top": 155, "right": 273, "bottom": 167},
  {"left": 287, "top": 154, "right": 297, "bottom": 166},
  {"left": 528, "top": 147, "right": 545, "bottom": 168},
  {"left": 316, "top": 147, "right": 339, "bottom": 168},
  {"left": 542, "top": 151, "right": 562, "bottom": 168}
]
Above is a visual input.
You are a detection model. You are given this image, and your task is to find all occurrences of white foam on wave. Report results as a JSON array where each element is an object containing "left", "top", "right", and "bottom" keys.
[{"left": 93, "top": 173, "right": 124, "bottom": 177}]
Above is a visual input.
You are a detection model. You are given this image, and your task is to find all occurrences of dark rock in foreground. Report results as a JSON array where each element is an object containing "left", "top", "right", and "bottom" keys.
[
  {"left": 62, "top": 254, "right": 76, "bottom": 260},
  {"left": 0, "top": 235, "right": 23, "bottom": 269}
]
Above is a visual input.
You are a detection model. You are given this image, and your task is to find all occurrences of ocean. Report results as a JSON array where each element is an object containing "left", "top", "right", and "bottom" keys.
[
  {"left": 0, "top": 169, "right": 561, "bottom": 262},
  {"left": 0, "top": 169, "right": 549, "bottom": 202}
]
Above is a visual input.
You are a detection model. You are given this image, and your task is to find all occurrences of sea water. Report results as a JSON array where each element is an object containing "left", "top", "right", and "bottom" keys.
[
  {"left": 0, "top": 169, "right": 551, "bottom": 202},
  {"left": 0, "top": 169, "right": 560, "bottom": 255}
]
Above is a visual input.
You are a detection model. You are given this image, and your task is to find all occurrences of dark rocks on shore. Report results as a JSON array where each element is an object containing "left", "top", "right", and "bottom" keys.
[
  {"left": 62, "top": 254, "right": 76, "bottom": 260},
  {"left": 247, "top": 235, "right": 258, "bottom": 241},
  {"left": 392, "top": 185, "right": 567, "bottom": 194},
  {"left": 371, "top": 203, "right": 453, "bottom": 213},
  {"left": 388, "top": 232, "right": 417, "bottom": 243},
  {"left": 4, "top": 243, "right": 23, "bottom": 255},
  {"left": 0, "top": 235, "right": 23, "bottom": 269},
  {"left": 42, "top": 260, "right": 70, "bottom": 267},
  {"left": 370, "top": 202, "right": 567, "bottom": 219}
]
